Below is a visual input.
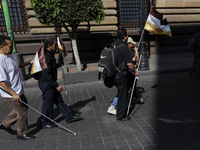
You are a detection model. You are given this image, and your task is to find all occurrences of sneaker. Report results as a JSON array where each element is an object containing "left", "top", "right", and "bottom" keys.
[{"left": 107, "top": 106, "right": 116, "bottom": 115}]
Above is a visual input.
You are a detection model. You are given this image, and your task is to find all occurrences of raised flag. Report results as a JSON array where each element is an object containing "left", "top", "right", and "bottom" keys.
[
  {"left": 144, "top": 9, "right": 172, "bottom": 37},
  {"left": 30, "top": 42, "right": 48, "bottom": 75},
  {"left": 57, "top": 33, "right": 68, "bottom": 64}
]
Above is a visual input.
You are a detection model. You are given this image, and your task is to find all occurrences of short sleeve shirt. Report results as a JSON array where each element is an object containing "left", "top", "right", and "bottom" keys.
[
  {"left": 112, "top": 40, "right": 132, "bottom": 70},
  {"left": 0, "top": 54, "right": 24, "bottom": 98}
]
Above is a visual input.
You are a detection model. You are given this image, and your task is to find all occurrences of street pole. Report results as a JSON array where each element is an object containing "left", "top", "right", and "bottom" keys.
[
  {"left": 139, "top": 0, "right": 149, "bottom": 70},
  {"left": 1, "top": 0, "right": 17, "bottom": 54},
  {"left": 1, "top": 0, "right": 27, "bottom": 80}
]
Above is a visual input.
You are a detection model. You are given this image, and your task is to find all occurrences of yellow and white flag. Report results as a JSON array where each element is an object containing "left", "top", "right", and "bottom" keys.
[
  {"left": 30, "top": 42, "right": 48, "bottom": 75},
  {"left": 144, "top": 9, "right": 172, "bottom": 37},
  {"left": 57, "top": 33, "right": 68, "bottom": 64}
]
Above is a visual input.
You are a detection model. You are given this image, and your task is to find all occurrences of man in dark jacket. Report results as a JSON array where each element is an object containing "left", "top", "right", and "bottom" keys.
[
  {"left": 38, "top": 36, "right": 82, "bottom": 128},
  {"left": 111, "top": 28, "right": 137, "bottom": 120}
]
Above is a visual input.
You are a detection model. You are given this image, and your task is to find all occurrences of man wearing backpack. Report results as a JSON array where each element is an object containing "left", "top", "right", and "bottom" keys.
[
  {"left": 110, "top": 28, "right": 137, "bottom": 120},
  {"left": 107, "top": 37, "right": 144, "bottom": 115}
]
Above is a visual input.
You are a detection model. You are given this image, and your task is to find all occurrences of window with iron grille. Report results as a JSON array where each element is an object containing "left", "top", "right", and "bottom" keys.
[
  {"left": 117, "top": 0, "right": 150, "bottom": 29},
  {"left": 0, "top": 0, "right": 29, "bottom": 35}
]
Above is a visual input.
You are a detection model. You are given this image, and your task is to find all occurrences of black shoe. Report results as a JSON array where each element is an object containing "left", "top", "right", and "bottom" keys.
[
  {"left": 42, "top": 124, "right": 56, "bottom": 129},
  {"left": 189, "top": 71, "right": 193, "bottom": 76},
  {"left": 66, "top": 114, "right": 83, "bottom": 124},
  {"left": 133, "top": 98, "right": 144, "bottom": 104},
  {"left": 17, "top": 134, "right": 36, "bottom": 140},
  {"left": 117, "top": 116, "right": 131, "bottom": 121},
  {"left": 0, "top": 122, "right": 16, "bottom": 135}
]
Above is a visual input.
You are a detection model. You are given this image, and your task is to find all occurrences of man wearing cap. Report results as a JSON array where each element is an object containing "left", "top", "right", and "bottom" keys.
[{"left": 127, "top": 37, "right": 144, "bottom": 104}]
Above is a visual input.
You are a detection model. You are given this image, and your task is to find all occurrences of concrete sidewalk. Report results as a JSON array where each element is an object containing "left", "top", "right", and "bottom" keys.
[{"left": 23, "top": 51, "right": 194, "bottom": 85}]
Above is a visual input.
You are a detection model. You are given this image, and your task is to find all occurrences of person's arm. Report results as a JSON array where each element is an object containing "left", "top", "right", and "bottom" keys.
[
  {"left": 133, "top": 47, "right": 139, "bottom": 62},
  {"left": 40, "top": 55, "right": 61, "bottom": 91},
  {"left": 19, "top": 59, "right": 34, "bottom": 68},
  {"left": 41, "top": 67, "right": 59, "bottom": 87},
  {"left": 127, "top": 63, "right": 135, "bottom": 72},
  {"left": 0, "top": 81, "right": 21, "bottom": 102},
  {"left": 56, "top": 62, "right": 63, "bottom": 68},
  {"left": 124, "top": 46, "right": 136, "bottom": 73}
]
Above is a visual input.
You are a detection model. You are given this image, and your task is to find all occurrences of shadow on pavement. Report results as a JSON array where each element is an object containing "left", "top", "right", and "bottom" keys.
[{"left": 28, "top": 96, "right": 96, "bottom": 135}]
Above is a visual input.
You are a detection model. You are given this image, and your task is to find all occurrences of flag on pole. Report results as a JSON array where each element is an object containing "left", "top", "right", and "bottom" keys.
[
  {"left": 144, "top": 9, "right": 172, "bottom": 37},
  {"left": 30, "top": 42, "right": 48, "bottom": 75},
  {"left": 57, "top": 33, "right": 68, "bottom": 64}
]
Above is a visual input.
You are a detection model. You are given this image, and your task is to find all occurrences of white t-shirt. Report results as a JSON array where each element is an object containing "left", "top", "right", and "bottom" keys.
[{"left": 0, "top": 54, "right": 24, "bottom": 98}]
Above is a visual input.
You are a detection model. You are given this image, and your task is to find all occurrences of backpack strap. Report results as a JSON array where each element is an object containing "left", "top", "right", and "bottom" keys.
[
  {"left": 114, "top": 43, "right": 125, "bottom": 49},
  {"left": 113, "top": 43, "right": 127, "bottom": 75}
]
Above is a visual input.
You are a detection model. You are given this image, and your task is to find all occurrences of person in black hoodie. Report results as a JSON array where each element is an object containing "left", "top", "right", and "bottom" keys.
[{"left": 38, "top": 36, "right": 82, "bottom": 129}]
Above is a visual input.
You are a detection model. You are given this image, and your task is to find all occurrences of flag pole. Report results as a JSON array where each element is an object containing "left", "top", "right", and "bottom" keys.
[
  {"left": 126, "top": 10, "right": 148, "bottom": 116},
  {"left": 137, "top": 28, "right": 145, "bottom": 50}
]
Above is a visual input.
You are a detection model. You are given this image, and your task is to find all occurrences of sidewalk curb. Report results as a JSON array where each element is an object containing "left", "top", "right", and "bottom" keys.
[{"left": 23, "top": 67, "right": 191, "bottom": 87}]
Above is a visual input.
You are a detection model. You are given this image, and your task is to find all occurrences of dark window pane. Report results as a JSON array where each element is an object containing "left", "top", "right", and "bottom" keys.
[
  {"left": 0, "top": 0, "right": 29, "bottom": 34},
  {"left": 118, "top": 0, "right": 150, "bottom": 29}
]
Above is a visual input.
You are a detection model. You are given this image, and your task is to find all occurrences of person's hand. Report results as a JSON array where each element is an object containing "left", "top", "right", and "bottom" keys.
[
  {"left": 30, "top": 59, "right": 34, "bottom": 64},
  {"left": 12, "top": 93, "right": 22, "bottom": 103},
  {"left": 134, "top": 47, "right": 138, "bottom": 52},
  {"left": 132, "top": 57, "right": 136, "bottom": 62},
  {"left": 135, "top": 70, "right": 139, "bottom": 76},
  {"left": 56, "top": 85, "right": 63, "bottom": 92}
]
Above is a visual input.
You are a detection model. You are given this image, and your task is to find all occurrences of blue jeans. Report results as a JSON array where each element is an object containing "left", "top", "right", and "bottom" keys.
[
  {"left": 38, "top": 81, "right": 73, "bottom": 125},
  {"left": 111, "top": 93, "right": 118, "bottom": 107}
]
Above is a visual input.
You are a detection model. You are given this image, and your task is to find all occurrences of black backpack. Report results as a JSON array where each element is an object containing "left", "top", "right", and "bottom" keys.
[{"left": 98, "top": 44, "right": 124, "bottom": 77}]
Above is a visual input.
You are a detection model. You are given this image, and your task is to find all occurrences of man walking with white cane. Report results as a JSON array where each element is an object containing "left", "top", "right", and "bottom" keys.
[{"left": 0, "top": 35, "right": 35, "bottom": 140}]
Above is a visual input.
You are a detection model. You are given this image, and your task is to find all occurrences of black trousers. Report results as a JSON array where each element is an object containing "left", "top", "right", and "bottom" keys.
[
  {"left": 38, "top": 81, "right": 73, "bottom": 125},
  {"left": 114, "top": 72, "right": 128, "bottom": 120},
  {"left": 114, "top": 71, "right": 136, "bottom": 120}
]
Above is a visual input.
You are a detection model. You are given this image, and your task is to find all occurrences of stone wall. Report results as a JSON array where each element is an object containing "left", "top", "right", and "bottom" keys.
[{"left": 14, "top": 0, "right": 200, "bottom": 62}]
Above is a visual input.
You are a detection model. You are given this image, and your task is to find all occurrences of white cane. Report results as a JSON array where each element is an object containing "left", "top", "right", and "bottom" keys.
[{"left": 0, "top": 87, "right": 76, "bottom": 135}]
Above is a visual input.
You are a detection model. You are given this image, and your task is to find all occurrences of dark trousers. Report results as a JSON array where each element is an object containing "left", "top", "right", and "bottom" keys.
[
  {"left": 114, "top": 72, "right": 129, "bottom": 120},
  {"left": 114, "top": 71, "right": 136, "bottom": 120},
  {"left": 38, "top": 81, "right": 73, "bottom": 125}
]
